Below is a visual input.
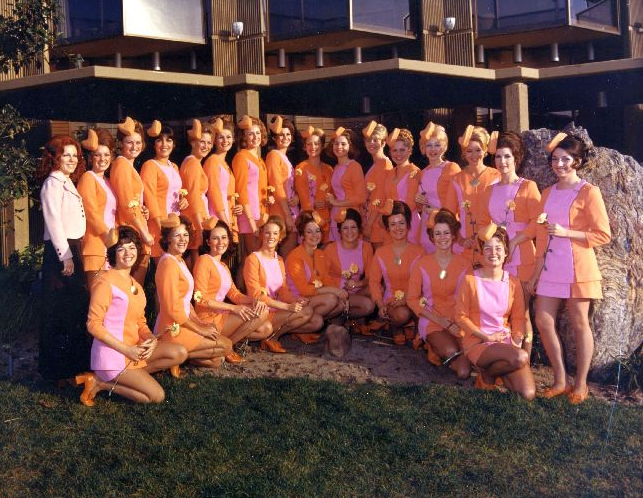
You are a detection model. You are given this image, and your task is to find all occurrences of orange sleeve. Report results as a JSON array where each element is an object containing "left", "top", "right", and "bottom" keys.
[
  {"left": 285, "top": 248, "right": 317, "bottom": 297},
  {"left": 444, "top": 180, "right": 459, "bottom": 221},
  {"left": 522, "top": 180, "right": 542, "bottom": 239},
  {"left": 535, "top": 189, "right": 550, "bottom": 254},
  {"left": 111, "top": 158, "right": 141, "bottom": 226},
  {"left": 316, "top": 250, "right": 332, "bottom": 286},
  {"left": 86, "top": 277, "right": 113, "bottom": 342},
  {"left": 155, "top": 259, "right": 189, "bottom": 325},
  {"left": 192, "top": 255, "right": 211, "bottom": 296},
  {"left": 477, "top": 185, "right": 492, "bottom": 227},
  {"left": 406, "top": 167, "right": 421, "bottom": 207},
  {"left": 180, "top": 157, "right": 201, "bottom": 219},
  {"left": 227, "top": 280, "right": 246, "bottom": 304},
  {"left": 438, "top": 162, "right": 461, "bottom": 207},
  {"left": 294, "top": 163, "right": 313, "bottom": 211},
  {"left": 277, "top": 258, "right": 297, "bottom": 303},
  {"left": 77, "top": 174, "right": 108, "bottom": 237},
  {"left": 406, "top": 258, "right": 424, "bottom": 317},
  {"left": 232, "top": 152, "right": 250, "bottom": 206},
  {"left": 243, "top": 253, "right": 265, "bottom": 301},
  {"left": 509, "top": 277, "right": 526, "bottom": 338},
  {"left": 577, "top": 185, "right": 611, "bottom": 248},
  {"left": 322, "top": 244, "right": 342, "bottom": 288},
  {"left": 455, "top": 275, "right": 479, "bottom": 336},
  {"left": 266, "top": 151, "right": 287, "bottom": 200},
  {"left": 345, "top": 161, "right": 366, "bottom": 205},
  {"left": 362, "top": 242, "right": 374, "bottom": 279},
  {"left": 369, "top": 250, "right": 384, "bottom": 303},
  {"left": 203, "top": 156, "right": 225, "bottom": 214},
  {"left": 141, "top": 161, "right": 162, "bottom": 220}
]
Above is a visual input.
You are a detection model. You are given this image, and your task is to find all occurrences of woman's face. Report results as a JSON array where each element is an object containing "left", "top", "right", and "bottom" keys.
[
  {"left": 305, "top": 135, "right": 322, "bottom": 158},
  {"left": 215, "top": 129, "right": 234, "bottom": 154},
  {"left": 244, "top": 125, "right": 262, "bottom": 150},
  {"left": 424, "top": 138, "right": 445, "bottom": 162},
  {"left": 365, "top": 136, "right": 384, "bottom": 155},
  {"left": 482, "top": 236, "right": 506, "bottom": 268},
  {"left": 194, "top": 132, "right": 213, "bottom": 159},
  {"left": 57, "top": 144, "right": 79, "bottom": 176},
  {"left": 208, "top": 226, "right": 229, "bottom": 257},
  {"left": 114, "top": 241, "right": 138, "bottom": 270},
  {"left": 302, "top": 221, "right": 322, "bottom": 247},
  {"left": 390, "top": 140, "right": 411, "bottom": 166},
  {"left": 550, "top": 147, "right": 577, "bottom": 180},
  {"left": 387, "top": 213, "right": 408, "bottom": 241},
  {"left": 494, "top": 147, "right": 516, "bottom": 176},
  {"left": 91, "top": 145, "right": 111, "bottom": 174},
  {"left": 339, "top": 218, "right": 360, "bottom": 244},
  {"left": 275, "top": 128, "right": 292, "bottom": 150},
  {"left": 121, "top": 132, "right": 143, "bottom": 160},
  {"left": 464, "top": 140, "right": 485, "bottom": 167},
  {"left": 154, "top": 135, "right": 174, "bottom": 160},
  {"left": 167, "top": 224, "right": 190, "bottom": 256},
  {"left": 431, "top": 222, "right": 454, "bottom": 252},
  {"left": 261, "top": 222, "right": 281, "bottom": 251},
  {"left": 333, "top": 136, "right": 350, "bottom": 159}
]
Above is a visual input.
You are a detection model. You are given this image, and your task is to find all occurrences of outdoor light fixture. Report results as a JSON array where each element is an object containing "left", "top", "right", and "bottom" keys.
[
  {"left": 354, "top": 47, "right": 362, "bottom": 64},
  {"left": 69, "top": 54, "right": 84, "bottom": 69},
  {"left": 633, "top": 22, "right": 643, "bottom": 33},
  {"left": 152, "top": 51, "right": 161, "bottom": 71},
  {"left": 316, "top": 48, "right": 324, "bottom": 67},
  {"left": 432, "top": 17, "right": 456, "bottom": 36},
  {"left": 587, "top": 42, "right": 595, "bottom": 61},
  {"left": 513, "top": 44, "right": 522, "bottom": 64},
  {"left": 551, "top": 43, "right": 560, "bottom": 62},
  {"left": 476, "top": 45, "right": 485, "bottom": 64},
  {"left": 231, "top": 21, "right": 244, "bottom": 39},
  {"left": 114, "top": 52, "right": 122, "bottom": 68},
  {"left": 278, "top": 48, "right": 286, "bottom": 68},
  {"left": 361, "top": 96, "right": 371, "bottom": 114}
]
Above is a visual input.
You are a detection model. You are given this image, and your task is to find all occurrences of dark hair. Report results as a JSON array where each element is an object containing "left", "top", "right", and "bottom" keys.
[
  {"left": 36, "top": 135, "right": 86, "bottom": 184},
  {"left": 269, "top": 117, "right": 296, "bottom": 143},
  {"left": 160, "top": 215, "right": 193, "bottom": 252},
  {"left": 551, "top": 135, "right": 588, "bottom": 170},
  {"left": 477, "top": 226, "right": 510, "bottom": 254},
  {"left": 427, "top": 208, "right": 460, "bottom": 242},
  {"left": 236, "top": 116, "right": 268, "bottom": 149},
  {"left": 495, "top": 132, "right": 525, "bottom": 173},
  {"left": 382, "top": 201, "right": 412, "bottom": 229},
  {"left": 150, "top": 126, "right": 175, "bottom": 153},
  {"left": 107, "top": 226, "right": 142, "bottom": 271},
  {"left": 338, "top": 207, "right": 362, "bottom": 232},
  {"left": 201, "top": 220, "right": 236, "bottom": 260},
  {"left": 295, "top": 210, "right": 320, "bottom": 238},
  {"left": 327, "top": 128, "right": 358, "bottom": 160},
  {"left": 263, "top": 215, "right": 286, "bottom": 241}
]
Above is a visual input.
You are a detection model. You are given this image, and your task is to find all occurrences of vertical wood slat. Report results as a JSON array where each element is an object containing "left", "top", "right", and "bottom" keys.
[
  {"left": 0, "top": 0, "right": 47, "bottom": 81},
  {"left": 629, "top": 1, "right": 643, "bottom": 58},
  {"left": 420, "top": 0, "right": 474, "bottom": 66}
]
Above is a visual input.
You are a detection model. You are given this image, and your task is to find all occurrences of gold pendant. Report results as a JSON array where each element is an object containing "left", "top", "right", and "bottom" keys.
[
  {"left": 130, "top": 285, "right": 138, "bottom": 295},
  {"left": 394, "top": 256, "right": 402, "bottom": 266},
  {"left": 439, "top": 269, "right": 447, "bottom": 280},
  {"left": 470, "top": 179, "right": 479, "bottom": 187}
]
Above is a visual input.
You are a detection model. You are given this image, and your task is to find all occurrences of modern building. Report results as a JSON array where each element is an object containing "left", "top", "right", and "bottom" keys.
[{"left": 1, "top": 0, "right": 642, "bottom": 260}]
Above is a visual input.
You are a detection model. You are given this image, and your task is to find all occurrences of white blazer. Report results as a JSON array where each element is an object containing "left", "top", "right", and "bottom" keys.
[{"left": 41, "top": 170, "right": 86, "bottom": 261}]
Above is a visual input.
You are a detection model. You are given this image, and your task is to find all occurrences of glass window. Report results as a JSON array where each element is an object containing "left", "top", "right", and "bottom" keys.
[
  {"left": 59, "top": 0, "right": 123, "bottom": 42},
  {"left": 352, "top": 0, "right": 411, "bottom": 34},
  {"left": 269, "top": 0, "right": 349, "bottom": 41}
]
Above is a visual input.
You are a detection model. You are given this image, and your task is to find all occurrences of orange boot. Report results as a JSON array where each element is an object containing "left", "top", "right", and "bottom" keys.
[
  {"left": 225, "top": 351, "right": 245, "bottom": 364},
  {"left": 75, "top": 372, "right": 98, "bottom": 407},
  {"left": 261, "top": 338, "right": 286, "bottom": 353}
]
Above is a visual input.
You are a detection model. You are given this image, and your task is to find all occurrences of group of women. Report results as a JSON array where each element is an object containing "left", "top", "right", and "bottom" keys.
[{"left": 36, "top": 113, "right": 610, "bottom": 406}]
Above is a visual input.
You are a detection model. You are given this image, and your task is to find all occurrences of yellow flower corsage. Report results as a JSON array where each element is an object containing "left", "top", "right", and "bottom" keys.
[
  {"left": 179, "top": 188, "right": 188, "bottom": 198},
  {"left": 193, "top": 290, "right": 202, "bottom": 303},
  {"left": 460, "top": 200, "right": 471, "bottom": 210},
  {"left": 394, "top": 290, "right": 405, "bottom": 301},
  {"left": 128, "top": 199, "right": 140, "bottom": 209},
  {"left": 409, "top": 169, "right": 419, "bottom": 179},
  {"left": 313, "top": 279, "right": 323, "bottom": 289},
  {"left": 267, "top": 185, "right": 276, "bottom": 193},
  {"left": 506, "top": 199, "right": 516, "bottom": 211},
  {"left": 419, "top": 297, "right": 428, "bottom": 308},
  {"left": 366, "top": 182, "right": 376, "bottom": 192},
  {"left": 349, "top": 263, "right": 359, "bottom": 274},
  {"left": 168, "top": 322, "right": 180, "bottom": 337},
  {"left": 341, "top": 270, "right": 352, "bottom": 279},
  {"left": 537, "top": 212, "right": 548, "bottom": 224},
  {"left": 295, "top": 168, "right": 303, "bottom": 176},
  {"left": 308, "top": 174, "right": 317, "bottom": 182},
  {"left": 372, "top": 198, "right": 381, "bottom": 207}
]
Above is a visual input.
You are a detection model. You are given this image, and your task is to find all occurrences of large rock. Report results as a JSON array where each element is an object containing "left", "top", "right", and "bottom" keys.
[{"left": 521, "top": 123, "right": 643, "bottom": 381}]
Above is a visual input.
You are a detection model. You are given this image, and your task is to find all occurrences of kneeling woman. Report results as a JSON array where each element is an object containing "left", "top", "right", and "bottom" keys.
[
  {"left": 155, "top": 214, "right": 232, "bottom": 371},
  {"left": 77, "top": 227, "right": 188, "bottom": 405},
  {"left": 193, "top": 218, "right": 272, "bottom": 362},
  {"left": 408, "top": 209, "right": 471, "bottom": 378},
  {"left": 244, "top": 215, "right": 324, "bottom": 353},
  {"left": 370, "top": 201, "right": 426, "bottom": 345},
  {"left": 285, "top": 211, "right": 349, "bottom": 342},
  {"left": 455, "top": 224, "right": 535, "bottom": 400}
]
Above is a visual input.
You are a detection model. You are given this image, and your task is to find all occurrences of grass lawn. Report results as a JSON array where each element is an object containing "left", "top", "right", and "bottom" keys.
[{"left": 1, "top": 376, "right": 641, "bottom": 497}]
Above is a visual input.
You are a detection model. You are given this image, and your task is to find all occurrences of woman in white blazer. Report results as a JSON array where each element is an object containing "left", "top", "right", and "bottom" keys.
[{"left": 36, "top": 136, "right": 89, "bottom": 381}]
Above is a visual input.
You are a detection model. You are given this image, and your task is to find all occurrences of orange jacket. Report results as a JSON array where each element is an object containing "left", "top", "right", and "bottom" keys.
[
  {"left": 285, "top": 244, "right": 331, "bottom": 297},
  {"left": 323, "top": 240, "right": 374, "bottom": 288},
  {"left": 369, "top": 243, "right": 425, "bottom": 304},
  {"left": 243, "top": 251, "right": 296, "bottom": 304},
  {"left": 232, "top": 149, "right": 268, "bottom": 219},
  {"left": 77, "top": 171, "right": 114, "bottom": 258}
]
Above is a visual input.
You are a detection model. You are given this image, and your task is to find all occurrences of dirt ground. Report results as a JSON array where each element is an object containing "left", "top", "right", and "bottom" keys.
[{"left": 2, "top": 330, "right": 641, "bottom": 406}]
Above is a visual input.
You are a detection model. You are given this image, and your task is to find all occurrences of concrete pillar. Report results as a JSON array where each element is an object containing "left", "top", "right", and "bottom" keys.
[
  {"left": 235, "top": 89, "right": 260, "bottom": 119},
  {"left": 2, "top": 196, "right": 29, "bottom": 264},
  {"left": 502, "top": 82, "right": 529, "bottom": 133}
]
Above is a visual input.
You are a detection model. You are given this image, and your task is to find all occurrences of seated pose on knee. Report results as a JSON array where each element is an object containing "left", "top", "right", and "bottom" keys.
[
  {"left": 76, "top": 226, "right": 188, "bottom": 405},
  {"left": 408, "top": 209, "right": 471, "bottom": 378},
  {"left": 285, "top": 210, "right": 349, "bottom": 344},
  {"left": 455, "top": 224, "right": 535, "bottom": 400},
  {"left": 155, "top": 214, "right": 232, "bottom": 374},
  {"left": 369, "top": 201, "right": 425, "bottom": 345},
  {"left": 193, "top": 218, "right": 272, "bottom": 363},
  {"left": 527, "top": 133, "right": 611, "bottom": 404},
  {"left": 243, "top": 215, "right": 324, "bottom": 353},
  {"left": 324, "top": 208, "right": 376, "bottom": 335}
]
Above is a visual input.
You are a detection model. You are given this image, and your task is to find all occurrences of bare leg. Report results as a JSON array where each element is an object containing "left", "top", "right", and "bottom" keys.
[
  {"left": 222, "top": 309, "right": 270, "bottom": 346},
  {"left": 188, "top": 336, "right": 233, "bottom": 361},
  {"left": 104, "top": 369, "right": 166, "bottom": 404},
  {"left": 308, "top": 294, "right": 340, "bottom": 319},
  {"left": 520, "top": 282, "right": 533, "bottom": 357},
  {"left": 348, "top": 294, "right": 375, "bottom": 319},
  {"left": 476, "top": 343, "right": 530, "bottom": 384},
  {"left": 248, "top": 321, "right": 272, "bottom": 341},
  {"left": 534, "top": 296, "right": 568, "bottom": 391},
  {"left": 145, "top": 342, "right": 188, "bottom": 374},
  {"left": 566, "top": 298, "right": 593, "bottom": 396},
  {"left": 503, "top": 364, "right": 536, "bottom": 400},
  {"left": 427, "top": 330, "right": 471, "bottom": 379}
]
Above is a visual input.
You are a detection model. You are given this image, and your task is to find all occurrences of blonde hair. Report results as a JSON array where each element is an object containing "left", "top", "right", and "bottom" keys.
[
  {"left": 395, "top": 129, "right": 414, "bottom": 149},
  {"left": 420, "top": 126, "right": 448, "bottom": 155},
  {"left": 370, "top": 124, "right": 388, "bottom": 142}
]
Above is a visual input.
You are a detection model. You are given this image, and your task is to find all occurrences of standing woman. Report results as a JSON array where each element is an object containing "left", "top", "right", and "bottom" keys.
[
  {"left": 77, "top": 128, "right": 117, "bottom": 289},
  {"left": 528, "top": 134, "right": 611, "bottom": 404},
  {"left": 325, "top": 127, "right": 366, "bottom": 242},
  {"left": 407, "top": 209, "right": 470, "bottom": 378},
  {"left": 266, "top": 115, "right": 299, "bottom": 256},
  {"left": 155, "top": 214, "right": 232, "bottom": 372},
  {"left": 141, "top": 121, "right": 187, "bottom": 261},
  {"left": 445, "top": 126, "right": 501, "bottom": 266},
  {"left": 36, "top": 136, "right": 88, "bottom": 381},
  {"left": 233, "top": 115, "right": 269, "bottom": 261},
  {"left": 323, "top": 208, "right": 376, "bottom": 332},
  {"left": 180, "top": 119, "right": 213, "bottom": 270},
  {"left": 455, "top": 224, "right": 535, "bottom": 400},
  {"left": 294, "top": 126, "right": 334, "bottom": 243},
  {"left": 478, "top": 132, "right": 541, "bottom": 355},
  {"left": 193, "top": 219, "right": 272, "bottom": 363},
  {"left": 363, "top": 121, "right": 394, "bottom": 248},
  {"left": 111, "top": 117, "right": 154, "bottom": 285},
  {"left": 285, "top": 211, "right": 348, "bottom": 341},
  {"left": 243, "top": 216, "right": 323, "bottom": 353},
  {"left": 382, "top": 128, "right": 422, "bottom": 244},
  {"left": 370, "top": 201, "right": 426, "bottom": 345},
  {"left": 414, "top": 122, "right": 461, "bottom": 253},
  {"left": 203, "top": 116, "right": 241, "bottom": 242},
  {"left": 76, "top": 226, "right": 188, "bottom": 405}
]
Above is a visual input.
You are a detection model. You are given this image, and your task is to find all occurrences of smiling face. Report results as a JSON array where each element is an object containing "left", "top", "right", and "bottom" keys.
[
  {"left": 114, "top": 241, "right": 138, "bottom": 270},
  {"left": 261, "top": 222, "right": 282, "bottom": 251},
  {"left": 90, "top": 145, "right": 111, "bottom": 175},
  {"left": 121, "top": 132, "right": 143, "bottom": 160},
  {"left": 339, "top": 218, "right": 359, "bottom": 244},
  {"left": 365, "top": 136, "right": 384, "bottom": 156},
  {"left": 464, "top": 140, "right": 485, "bottom": 167},
  {"left": 167, "top": 224, "right": 190, "bottom": 256},
  {"left": 215, "top": 129, "right": 234, "bottom": 154},
  {"left": 208, "top": 226, "right": 229, "bottom": 257},
  {"left": 432, "top": 222, "right": 454, "bottom": 252},
  {"left": 494, "top": 147, "right": 516, "bottom": 176},
  {"left": 387, "top": 213, "right": 408, "bottom": 241},
  {"left": 390, "top": 140, "right": 411, "bottom": 166},
  {"left": 244, "top": 125, "right": 262, "bottom": 150},
  {"left": 154, "top": 135, "right": 174, "bottom": 160},
  {"left": 424, "top": 137, "right": 445, "bottom": 162},
  {"left": 302, "top": 221, "right": 322, "bottom": 248},
  {"left": 305, "top": 134, "right": 323, "bottom": 159},
  {"left": 481, "top": 236, "right": 506, "bottom": 268},
  {"left": 550, "top": 147, "right": 579, "bottom": 181},
  {"left": 333, "top": 136, "right": 350, "bottom": 159},
  {"left": 57, "top": 144, "right": 79, "bottom": 176},
  {"left": 275, "top": 128, "right": 292, "bottom": 150},
  {"left": 193, "top": 132, "right": 213, "bottom": 159}
]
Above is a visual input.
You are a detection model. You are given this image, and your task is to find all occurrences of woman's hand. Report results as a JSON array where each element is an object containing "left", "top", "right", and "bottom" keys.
[
  {"left": 389, "top": 297, "right": 407, "bottom": 308},
  {"left": 288, "top": 195, "right": 300, "bottom": 207},
  {"left": 285, "top": 216, "right": 296, "bottom": 232},
  {"left": 178, "top": 197, "right": 189, "bottom": 211},
  {"left": 124, "top": 344, "right": 145, "bottom": 362},
  {"left": 234, "top": 305, "right": 256, "bottom": 322},
  {"left": 525, "top": 276, "right": 538, "bottom": 296},
  {"left": 314, "top": 199, "right": 326, "bottom": 210},
  {"left": 326, "top": 193, "right": 337, "bottom": 206},
  {"left": 447, "top": 323, "right": 461, "bottom": 337},
  {"left": 462, "top": 237, "right": 474, "bottom": 249},
  {"left": 489, "top": 330, "right": 509, "bottom": 343},
  {"left": 287, "top": 301, "right": 306, "bottom": 313},
  {"left": 138, "top": 337, "right": 158, "bottom": 360},
  {"left": 377, "top": 302, "right": 389, "bottom": 320},
  {"left": 142, "top": 231, "right": 154, "bottom": 247},
  {"left": 141, "top": 205, "right": 150, "bottom": 221},
  {"left": 414, "top": 192, "right": 428, "bottom": 205},
  {"left": 249, "top": 219, "right": 258, "bottom": 236},
  {"left": 233, "top": 205, "right": 243, "bottom": 216},
  {"left": 61, "top": 258, "right": 74, "bottom": 277},
  {"left": 546, "top": 222, "right": 568, "bottom": 237},
  {"left": 253, "top": 300, "right": 268, "bottom": 316}
]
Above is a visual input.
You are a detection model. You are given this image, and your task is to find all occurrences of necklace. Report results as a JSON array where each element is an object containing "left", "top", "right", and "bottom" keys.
[
  {"left": 130, "top": 277, "right": 138, "bottom": 295},
  {"left": 436, "top": 255, "right": 450, "bottom": 280},
  {"left": 392, "top": 246, "right": 405, "bottom": 266},
  {"left": 469, "top": 167, "right": 486, "bottom": 187}
]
